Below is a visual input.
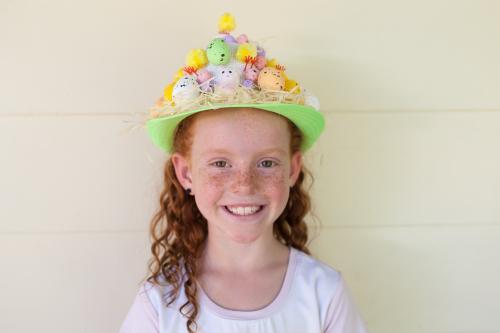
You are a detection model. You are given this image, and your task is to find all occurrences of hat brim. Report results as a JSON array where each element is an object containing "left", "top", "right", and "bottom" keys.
[{"left": 146, "top": 103, "right": 325, "bottom": 153}]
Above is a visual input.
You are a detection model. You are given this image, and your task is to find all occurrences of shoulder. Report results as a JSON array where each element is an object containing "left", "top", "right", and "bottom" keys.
[
  {"left": 292, "top": 248, "right": 343, "bottom": 294},
  {"left": 140, "top": 274, "right": 191, "bottom": 313},
  {"left": 292, "top": 249, "right": 368, "bottom": 332}
]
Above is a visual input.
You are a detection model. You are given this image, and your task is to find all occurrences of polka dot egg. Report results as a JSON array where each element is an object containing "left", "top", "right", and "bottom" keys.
[
  {"left": 206, "top": 38, "right": 231, "bottom": 65},
  {"left": 257, "top": 67, "right": 285, "bottom": 91}
]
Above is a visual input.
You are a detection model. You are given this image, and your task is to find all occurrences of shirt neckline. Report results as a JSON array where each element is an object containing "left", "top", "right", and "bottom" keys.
[{"left": 197, "top": 246, "right": 298, "bottom": 320}]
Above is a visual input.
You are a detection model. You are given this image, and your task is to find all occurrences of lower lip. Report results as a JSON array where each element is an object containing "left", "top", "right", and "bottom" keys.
[{"left": 222, "top": 205, "right": 266, "bottom": 222}]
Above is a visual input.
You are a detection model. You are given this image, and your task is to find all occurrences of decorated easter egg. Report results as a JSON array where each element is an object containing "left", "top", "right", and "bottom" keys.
[
  {"left": 244, "top": 67, "right": 260, "bottom": 82},
  {"left": 242, "top": 79, "right": 255, "bottom": 89},
  {"left": 223, "top": 34, "right": 238, "bottom": 44},
  {"left": 196, "top": 69, "right": 213, "bottom": 92},
  {"left": 257, "top": 67, "right": 285, "bottom": 91},
  {"left": 196, "top": 68, "right": 212, "bottom": 83},
  {"left": 255, "top": 55, "right": 266, "bottom": 70},
  {"left": 206, "top": 38, "right": 231, "bottom": 65},
  {"left": 172, "top": 75, "right": 200, "bottom": 103},
  {"left": 222, "top": 35, "right": 239, "bottom": 55},
  {"left": 214, "top": 66, "right": 241, "bottom": 96},
  {"left": 236, "top": 34, "right": 248, "bottom": 44},
  {"left": 257, "top": 46, "right": 266, "bottom": 57}
]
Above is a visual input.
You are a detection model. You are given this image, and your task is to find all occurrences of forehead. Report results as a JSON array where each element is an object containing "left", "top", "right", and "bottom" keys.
[{"left": 190, "top": 108, "right": 290, "bottom": 156}]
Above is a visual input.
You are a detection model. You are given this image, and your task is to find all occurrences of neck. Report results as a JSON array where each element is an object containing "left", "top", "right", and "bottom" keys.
[{"left": 200, "top": 233, "right": 289, "bottom": 275}]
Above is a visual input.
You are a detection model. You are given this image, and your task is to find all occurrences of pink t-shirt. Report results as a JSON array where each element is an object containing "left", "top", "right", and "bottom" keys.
[{"left": 120, "top": 247, "right": 369, "bottom": 332}]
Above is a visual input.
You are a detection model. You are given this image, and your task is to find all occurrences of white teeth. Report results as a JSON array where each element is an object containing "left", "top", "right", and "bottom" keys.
[{"left": 226, "top": 206, "right": 261, "bottom": 216}]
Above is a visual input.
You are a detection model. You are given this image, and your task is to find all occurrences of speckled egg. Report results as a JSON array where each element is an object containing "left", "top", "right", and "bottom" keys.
[
  {"left": 244, "top": 67, "right": 260, "bottom": 82},
  {"left": 206, "top": 38, "right": 231, "bottom": 65},
  {"left": 214, "top": 66, "right": 241, "bottom": 96},
  {"left": 223, "top": 34, "right": 238, "bottom": 44},
  {"left": 236, "top": 34, "right": 248, "bottom": 44},
  {"left": 257, "top": 67, "right": 285, "bottom": 91},
  {"left": 257, "top": 46, "right": 266, "bottom": 57},
  {"left": 172, "top": 75, "right": 200, "bottom": 103},
  {"left": 196, "top": 69, "right": 213, "bottom": 92},
  {"left": 255, "top": 55, "right": 266, "bottom": 70}
]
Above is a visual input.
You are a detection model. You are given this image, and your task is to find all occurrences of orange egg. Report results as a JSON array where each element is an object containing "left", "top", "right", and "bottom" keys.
[{"left": 257, "top": 67, "right": 285, "bottom": 91}]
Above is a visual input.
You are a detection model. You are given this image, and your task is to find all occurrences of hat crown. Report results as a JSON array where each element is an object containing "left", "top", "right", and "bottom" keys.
[{"left": 146, "top": 13, "right": 325, "bottom": 154}]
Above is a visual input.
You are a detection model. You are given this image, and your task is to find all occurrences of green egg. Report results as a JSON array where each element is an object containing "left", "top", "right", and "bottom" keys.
[{"left": 206, "top": 38, "right": 231, "bottom": 65}]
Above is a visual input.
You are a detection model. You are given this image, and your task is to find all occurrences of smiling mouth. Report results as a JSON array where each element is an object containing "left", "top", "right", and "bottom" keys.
[{"left": 223, "top": 205, "right": 265, "bottom": 216}]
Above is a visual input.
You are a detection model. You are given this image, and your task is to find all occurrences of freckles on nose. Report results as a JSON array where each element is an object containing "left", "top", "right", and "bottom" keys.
[{"left": 230, "top": 170, "right": 261, "bottom": 191}]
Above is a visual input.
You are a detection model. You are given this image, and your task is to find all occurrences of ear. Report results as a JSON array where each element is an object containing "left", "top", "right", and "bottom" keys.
[
  {"left": 289, "top": 150, "right": 303, "bottom": 187},
  {"left": 170, "top": 152, "right": 194, "bottom": 193}
]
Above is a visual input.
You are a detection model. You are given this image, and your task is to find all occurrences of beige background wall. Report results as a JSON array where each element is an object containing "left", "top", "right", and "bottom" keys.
[{"left": 1, "top": 0, "right": 499, "bottom": 332}]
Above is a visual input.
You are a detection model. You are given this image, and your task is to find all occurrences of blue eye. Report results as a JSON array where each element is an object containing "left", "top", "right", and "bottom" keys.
[{"left": 259, "top": 160, "right": 276, "bottom": 168}]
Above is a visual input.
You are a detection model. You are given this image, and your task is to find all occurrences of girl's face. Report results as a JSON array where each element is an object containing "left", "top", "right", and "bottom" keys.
[{"left": 172, "top": 108, "right": 302, "bottom": 244}]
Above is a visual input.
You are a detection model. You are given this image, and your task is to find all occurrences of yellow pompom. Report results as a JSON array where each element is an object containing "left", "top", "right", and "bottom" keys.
[
  {"left": 218, "top": 12, "right": 236, "bottom": 33},
  {"left": 285, "top": 79, "right": 301, "bottom": 93},
  {"left": 163, "top": 82, "right": 175, "bottom": 102},
  {"left": 236, "top": 43, "right": 257, "bottom": 62},
  {"left": 281, "top": 70, "right": 289, "bottom": 81},
  {"left": 186, "top": 49, "right": 208, "bottom": 69},
  {"left": 172, "top": 68, "right": 185, "bottom": 82},
  {"left": 266, "top": 58, "right": 278, "bottom": 68}
]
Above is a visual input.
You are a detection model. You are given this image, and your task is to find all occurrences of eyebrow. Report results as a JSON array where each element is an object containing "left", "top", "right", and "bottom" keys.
[{"left": 202, "top": 148, "right": 288, "bottom": 157}]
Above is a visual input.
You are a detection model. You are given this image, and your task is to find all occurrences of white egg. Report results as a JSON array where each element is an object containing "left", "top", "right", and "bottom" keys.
[
  {"left": 172, "top": 75, "right": 200, "bottom": 104},
  {"left": 212, "top": 65, "right": 242, "bottom": 96},
  {"left": 206, "top": 59, "right": 244, "bottom": 81}
]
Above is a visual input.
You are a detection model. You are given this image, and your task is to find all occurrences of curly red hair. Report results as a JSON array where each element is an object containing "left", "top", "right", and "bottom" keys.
[{"left": 144, "top": 108, "right": 319, "bottom": 333}]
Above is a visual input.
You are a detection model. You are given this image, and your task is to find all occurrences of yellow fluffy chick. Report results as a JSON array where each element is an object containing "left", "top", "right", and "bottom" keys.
[
  {"left": 280, "top": 69, "right": 289, "bottom": 81},
  {"left": 236, "top": 43, "right": 257, "bottom": 62},
  {"left": 266, "top": 58, "right": 278, "bottom": 68},
  {"left": 173, "top": 68, "right": 184, "bottom": 82},
  {"left": 186, "top": 49, "right": 208, "bottom": 69},
  {"left": 218, "top": 13, "right": 236, "bottom": 33},
  {"left": 163, "top": 82, "right": 175, "bottom": 102},
  {"left": 285, "top": 79, "right": 301, "bottom": 94}
]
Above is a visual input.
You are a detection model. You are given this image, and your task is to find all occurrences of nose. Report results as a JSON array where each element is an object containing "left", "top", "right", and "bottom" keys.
[{"left": 230, "top": 168, "right": 260, "bottom": 194}]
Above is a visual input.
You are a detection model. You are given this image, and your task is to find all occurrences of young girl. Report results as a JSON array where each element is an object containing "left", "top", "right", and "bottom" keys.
[{"left": 120, "top": 13, "right": 368, "bottom": 333}]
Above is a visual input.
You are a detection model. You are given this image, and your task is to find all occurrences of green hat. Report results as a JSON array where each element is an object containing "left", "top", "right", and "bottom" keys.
[{"left": 146, "top": 13, "right": 325, "bottom": 154}]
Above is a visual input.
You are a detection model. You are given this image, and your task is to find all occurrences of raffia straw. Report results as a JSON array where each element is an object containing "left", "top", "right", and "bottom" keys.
[
  {"left": 148, "top": 85, "right": 306, "bottom": 120},
  {"left": 123, "top": 85, "right": 307, "bottom": 135}
]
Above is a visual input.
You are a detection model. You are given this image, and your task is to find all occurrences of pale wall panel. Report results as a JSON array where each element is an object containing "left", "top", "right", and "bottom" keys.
[
  {"left": 2, "top": 0, "right": 500, "bottom": 114},
  {"left": 306, "top": 111, "right": 500, "bottom": 227},
  {"left": 309, "top": 225, "right": 500, "bottom": 333},
  {"left": 0, "top": 115, "right": 165, "bottom": 232},
  {"left": 0, "top": 232, "right": 150, "bottom": 333}
]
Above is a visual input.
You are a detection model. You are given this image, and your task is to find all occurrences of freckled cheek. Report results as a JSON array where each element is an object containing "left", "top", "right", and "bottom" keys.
[
  {"left": 260, "top": 170, "right": 286, "bottom": 186},
  {"left": 197, "top": 170, "right": 227, "bottom": 193},
  {"left": 259, "top": 172, "right": 289, "bottom": 199}
]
